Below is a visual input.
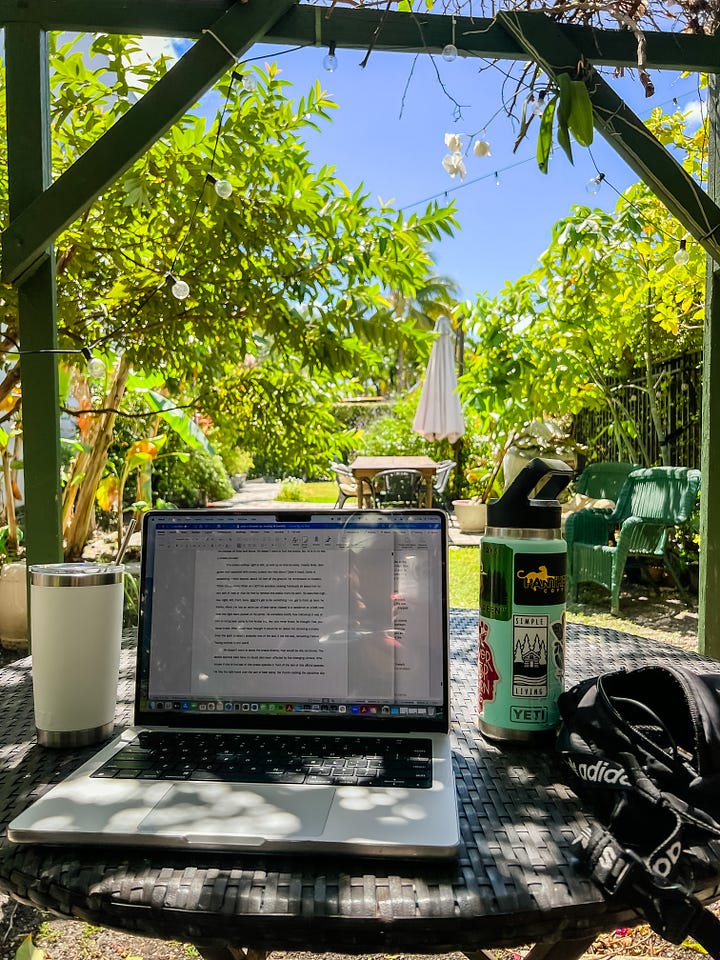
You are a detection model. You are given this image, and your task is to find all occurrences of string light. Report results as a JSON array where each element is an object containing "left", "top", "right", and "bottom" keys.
[
  {"left": 0, "top": 334, "right": 105, "bottom": 377},
  {"left": 532, "top": 92, "right": 547, "bottom": 117},
  {"left": 80, "top": 347, "right": 106, "bottom": 378},
  {"left": 494, "top": 171, "right": 501, "bottom": 187},
  {"left": 165, "top": 273, "right": 190, "bottom": 300},
  {"left": 586, "top": 172, "right": 606, "bottom": 196},
  {"left": 206, "top": 173, "right": 233, "bottom": 199},
  {"left": 674, "top": 238, "right": 691, "bottom": 266},
  {"left": 442, "top": 16, "right": 458, "bottom": 61},
  {"left": 323, "top": 41, "right": 338, "bottom": 72}
]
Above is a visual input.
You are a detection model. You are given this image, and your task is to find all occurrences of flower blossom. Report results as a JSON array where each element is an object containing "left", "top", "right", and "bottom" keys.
[
  {"left": 473, "top": 139, "right": 491, "bottom": 157},
  {"left": 444, "top": 132, "right": 463, "bottom": 153},
  {"left": 442, "top": 153, "right": 466, "bottom": 180}
]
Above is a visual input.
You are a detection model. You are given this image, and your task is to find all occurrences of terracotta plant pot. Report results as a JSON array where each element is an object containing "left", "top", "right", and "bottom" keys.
[
  {"left": 0, "top": 559, "right": 28, "bottom": 651},
  {"left": 452, "top": 500, "right": 488, "bottom": 534}
]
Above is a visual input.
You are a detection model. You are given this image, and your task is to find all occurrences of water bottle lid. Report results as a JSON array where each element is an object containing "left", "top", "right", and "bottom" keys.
[{"left": 487, "top": 457, "right": 574, "bottom": 530}]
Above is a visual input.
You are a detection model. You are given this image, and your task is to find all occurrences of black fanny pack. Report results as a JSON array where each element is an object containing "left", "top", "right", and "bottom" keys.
[{"left": 557, "top": 665, "right": 720, "bottom": 955}]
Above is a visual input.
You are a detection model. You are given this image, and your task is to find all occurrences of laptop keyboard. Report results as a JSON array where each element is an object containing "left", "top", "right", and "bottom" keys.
[{"left": 91, "top": 731, "right": 433, "bottom": 789}]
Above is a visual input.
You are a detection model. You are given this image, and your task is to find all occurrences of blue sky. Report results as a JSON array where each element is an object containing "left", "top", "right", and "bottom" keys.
[
  {"left": 245, "top": 40, "right": 704, "bottom": 300},
  {"left": 156, "top": 32, "right": 704, "bottom": 301}
]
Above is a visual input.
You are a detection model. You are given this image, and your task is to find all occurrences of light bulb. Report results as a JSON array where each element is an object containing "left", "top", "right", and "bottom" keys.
[
  {"left": 532, "top": 94, "right": 546, "bottom": 117},
  {"left": 585, "top": 173, "right": 605, "bottom": 196},
  {"left": 87, "top": 356, "right": 106, "bottom": 379},
  {"left": 323, "top": 42, "right": 338, "bottom": 72},
  {"left": 214, "top": 179, "right": 233, "bottom": 199},
  {"left": 442, "top": 43, "right": 458, "bottom": 62},
  {"left": 205, "top": 174, "right": 233, "bottom": 199},
  {"left": 674, "top": 240, "right": 690, "bottom": 266},
  {"left": 165, "top": 273, "right": 190, "bottom": 300},
  {"left": 494, "top": 171, "right": 501, "bottom": 187},
  {"left": 241, "top": 74, "right": 258, "bottom": 92}
]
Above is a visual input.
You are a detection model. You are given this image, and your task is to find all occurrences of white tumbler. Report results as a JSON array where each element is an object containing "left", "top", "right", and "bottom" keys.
[{"left": 29, "top": 562, "right": 125, "bottom": 747}]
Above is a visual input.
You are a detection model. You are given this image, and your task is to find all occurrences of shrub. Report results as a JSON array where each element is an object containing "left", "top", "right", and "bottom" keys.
[
  {"left": 153, "top": 441, "right": 234, "bottom": 507},
  {"left": 276, "top": 477, "right": 304, "bottom": 501}
]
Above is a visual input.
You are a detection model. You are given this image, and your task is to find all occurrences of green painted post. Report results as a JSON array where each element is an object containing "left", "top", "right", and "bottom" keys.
[
  {"left": 699, "top": 75, "right": 720, "bottom": 659},
  {"left": 5, "top": 21, "right": 63, "bottom": 564}
]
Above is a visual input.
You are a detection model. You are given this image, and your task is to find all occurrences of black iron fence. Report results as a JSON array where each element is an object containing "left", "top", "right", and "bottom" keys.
[{"left": 572, "top": 350, "right": 702, "bottom": 469}]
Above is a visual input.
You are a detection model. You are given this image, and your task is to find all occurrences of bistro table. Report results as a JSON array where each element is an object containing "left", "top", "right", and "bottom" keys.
[
  {"left": 350, "top": 456, "right": 438, "bottom": 508},
  {"left": 0, "top": 615, "right": 718, "bottom": 960}
]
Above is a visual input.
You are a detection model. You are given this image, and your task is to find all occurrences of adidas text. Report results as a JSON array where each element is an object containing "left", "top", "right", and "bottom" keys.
[{"left": 566, "top": 756, "right": 629, "bottom": 786}]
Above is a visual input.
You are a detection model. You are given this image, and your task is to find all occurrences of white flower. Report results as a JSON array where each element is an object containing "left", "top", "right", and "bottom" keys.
[
  {"left": 442, "top": 152, "right": 466, "bottom": 180},
  {"left": 473, "top": 139, "right": 491, "bottom": 157},
  {"left": 444, "top": 132, "right": 463, "bottom": 153}
]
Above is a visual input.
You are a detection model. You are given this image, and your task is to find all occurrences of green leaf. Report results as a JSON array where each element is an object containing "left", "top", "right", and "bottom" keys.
[
  {"left": 142, "top": 391, "right": 213, "bottom": 452},
  {"left": 536, "top": 96, "right": 557, "bottom": 174},
  {"left": 14, "top": 935, "right": 45, "bottom": 960},
  {"left": 569, "top": 80, "right": 594, "bottom": 147},
  {"left": 398, "top": 0, "right": 411, "bottom": 9}
]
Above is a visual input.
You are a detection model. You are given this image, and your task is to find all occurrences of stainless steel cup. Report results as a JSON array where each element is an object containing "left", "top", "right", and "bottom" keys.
[{"left": 29, "top": 562, "right": 124, "bottom": 747}]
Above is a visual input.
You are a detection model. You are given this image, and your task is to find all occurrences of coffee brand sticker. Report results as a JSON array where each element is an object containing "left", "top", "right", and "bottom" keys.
[{"left": 514, "top": 552, "right": 567, "bottom": 607}]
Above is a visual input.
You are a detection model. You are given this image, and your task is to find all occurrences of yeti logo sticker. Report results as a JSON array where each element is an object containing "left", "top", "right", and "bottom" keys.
[{"left": 512, "top": 615, "right": 549, "bottom": 698}]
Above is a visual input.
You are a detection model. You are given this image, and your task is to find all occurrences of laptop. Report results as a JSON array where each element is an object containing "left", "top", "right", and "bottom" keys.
[{"left": 9, "top": 509, "right": 460, "bottom": 858}]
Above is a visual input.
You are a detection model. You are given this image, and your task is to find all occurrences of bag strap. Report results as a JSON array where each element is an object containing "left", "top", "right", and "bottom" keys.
[
  {"left": 562, "top": 748, "right": 720, "bottom": 954},
  {"left": 576, "top": 823, "right": 720, "bottom": 956}
]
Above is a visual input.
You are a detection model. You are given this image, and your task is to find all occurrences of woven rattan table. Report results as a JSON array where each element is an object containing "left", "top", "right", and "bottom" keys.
[{"left": 0, "top": 613, "right": 718, "bottom": 960}]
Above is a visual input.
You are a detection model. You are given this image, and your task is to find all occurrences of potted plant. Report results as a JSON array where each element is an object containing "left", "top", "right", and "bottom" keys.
[
  {"left": 0, "top": 428, "right": 27, "bottom": 650},
  {"left": 452, "top": 444, "right": 508, "bottom": 534}
]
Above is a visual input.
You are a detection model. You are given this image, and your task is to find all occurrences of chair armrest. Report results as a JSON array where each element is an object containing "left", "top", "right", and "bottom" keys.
[
  {"left": 615, "top": 516, "right": 667, "bottom": 555},
  {"left": 565, "top": 508, "right": 614, "bottom": 548}
]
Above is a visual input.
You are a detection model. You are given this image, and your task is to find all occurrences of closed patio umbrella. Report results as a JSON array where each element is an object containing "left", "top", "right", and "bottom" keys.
[{"left": 412, "top": 315, "right": 465, "bottom": 443}]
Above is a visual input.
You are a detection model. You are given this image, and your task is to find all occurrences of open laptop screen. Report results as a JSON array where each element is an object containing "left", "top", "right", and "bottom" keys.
[{"left": 134, "top": 510, "right": 449, "bottom": 732}]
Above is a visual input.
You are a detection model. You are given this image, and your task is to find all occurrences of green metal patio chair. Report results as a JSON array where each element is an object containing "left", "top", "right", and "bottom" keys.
[
  {"left": 568, "top": 466, "right": 701, "bottom": 614},
  {"left": 432, "top": 459, "right": 455, "bottom": 512},
  {"left": 369, "top": 469, "right": 425, "bottom": 509}
]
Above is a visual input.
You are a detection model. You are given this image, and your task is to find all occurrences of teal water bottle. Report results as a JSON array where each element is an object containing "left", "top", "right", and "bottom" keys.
[{"left": 478, "top": 457, "right": 574, "bottom": 742}]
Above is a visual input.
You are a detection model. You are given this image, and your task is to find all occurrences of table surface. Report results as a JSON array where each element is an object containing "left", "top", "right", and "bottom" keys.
[
  {"left": 350, "top": 456, "right": 438, "bottom": 475},
  {"left": 0, "top": 615, "right": 718, "bottom": 955}
]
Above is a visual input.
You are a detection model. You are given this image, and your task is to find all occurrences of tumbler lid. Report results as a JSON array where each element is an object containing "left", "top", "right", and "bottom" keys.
[{"left": 29, "top": 562, "right": 124, "bottom": 587}]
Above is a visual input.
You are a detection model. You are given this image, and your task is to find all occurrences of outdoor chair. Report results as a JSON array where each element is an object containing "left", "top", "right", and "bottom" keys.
[
  {"left": 368, "top": 469, "right": 425, "bottom": 509},
  {"left": 432, "top": 459, "right": 455, "bottom": 511},
  {"left": 568, "top": 466, "right": 701, "bottom": 614},
  {"left": 565, "top": 461, "right": 641, "bottom": 560},
  {"left": 574, "top": 461, "right": 642, "bottom": 501},
  {"left": 330, "top": 462, "right": 362, "bottom": 509}
]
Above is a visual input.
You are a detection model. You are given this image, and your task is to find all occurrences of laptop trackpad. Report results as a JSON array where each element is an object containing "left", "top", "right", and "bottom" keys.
[{"left": 137, "top": 782, "right": 335, "bottom": 841}]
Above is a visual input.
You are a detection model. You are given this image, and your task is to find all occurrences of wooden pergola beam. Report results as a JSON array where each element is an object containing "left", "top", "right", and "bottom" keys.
[
  {"left": 0, "top": 1, "right": 718, "bottom": 72},
  {"left": 1, "top": 0, "right": 295, "bottom": 284},
  {"left": 498, "top": 11, "right": 720, "bottom": 267}
]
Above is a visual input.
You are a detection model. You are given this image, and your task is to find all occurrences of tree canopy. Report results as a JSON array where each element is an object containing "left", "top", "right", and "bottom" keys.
[{"left": 0, "top": 32, "right": 459, "bottom": 553}]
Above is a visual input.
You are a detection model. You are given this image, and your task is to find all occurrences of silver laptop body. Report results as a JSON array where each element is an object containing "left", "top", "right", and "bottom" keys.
[{"left": 9, "top": 509, "right": 459, "bottom": 858}]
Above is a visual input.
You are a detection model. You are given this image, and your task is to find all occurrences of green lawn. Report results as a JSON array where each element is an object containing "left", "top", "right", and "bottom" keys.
[
  {"left": 275, "top": 481, "right": 337, "bottom": 503},
  {"left": 449, "top": 546, "right": 479, "bottom": 609},
  {"left": 276, "top": 482, "right": 479, "bottom": 608}
]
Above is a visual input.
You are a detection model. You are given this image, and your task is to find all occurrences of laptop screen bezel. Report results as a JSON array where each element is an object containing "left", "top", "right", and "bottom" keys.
[{"left": 133, "top": 508, "right": 451, "bottom": 733}]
